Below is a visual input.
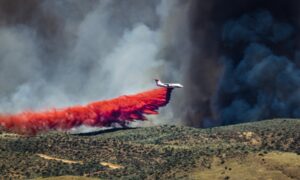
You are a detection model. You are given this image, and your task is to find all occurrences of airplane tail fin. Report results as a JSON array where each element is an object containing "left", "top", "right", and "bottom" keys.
[{"left": 154, "top": 79, "right": 160, "bottom": 86}]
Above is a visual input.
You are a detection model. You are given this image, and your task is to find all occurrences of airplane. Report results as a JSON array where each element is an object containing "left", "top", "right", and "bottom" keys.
[{"left": 155, "top": 79, "right": 183, "bottom": 88}]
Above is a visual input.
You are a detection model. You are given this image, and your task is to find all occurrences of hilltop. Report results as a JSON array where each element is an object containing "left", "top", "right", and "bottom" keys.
[{"left": 0, "top": 119, "right": 299, "bottom": 179}]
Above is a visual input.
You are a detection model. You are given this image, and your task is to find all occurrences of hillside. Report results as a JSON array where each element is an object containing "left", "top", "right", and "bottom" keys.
[{"left": 0, "top": 119, "right": 299, "bottom": 179}]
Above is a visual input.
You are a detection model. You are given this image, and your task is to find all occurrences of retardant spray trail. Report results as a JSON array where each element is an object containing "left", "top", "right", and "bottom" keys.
[{"left": 0, "top": 88, "right": 173, "bottom": 135}]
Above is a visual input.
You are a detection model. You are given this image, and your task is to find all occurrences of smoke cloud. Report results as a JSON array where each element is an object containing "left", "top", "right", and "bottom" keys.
[
  {"left": 0, "top": 0, "right": 300, "bottom": 129},
  {"left": 0, "top": 1, "right": 166, "bottom": 109},
  {"left": 186, "top": 0, "right": 300, "bottom": 126},
  {"left": 217, "top": 10, "right": 300, "bottom": 124}
]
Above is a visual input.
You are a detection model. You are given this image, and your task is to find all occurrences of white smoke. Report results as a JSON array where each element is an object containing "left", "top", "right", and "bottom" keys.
[{"left": 0, "top": 0, "right": 190, "bottom": 129}]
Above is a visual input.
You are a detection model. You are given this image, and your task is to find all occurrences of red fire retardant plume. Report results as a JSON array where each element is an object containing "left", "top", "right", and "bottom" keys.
[{"left": 0, "top": 88, "right": 173, "bottom": 135}]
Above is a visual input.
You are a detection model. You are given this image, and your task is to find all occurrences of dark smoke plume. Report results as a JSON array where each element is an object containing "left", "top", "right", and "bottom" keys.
[
  {"left": 218, "top": 10, "right": 300, "bottom": 124},
  {"left": 180, "top": 0, "right": 300, "bottom": 127}
]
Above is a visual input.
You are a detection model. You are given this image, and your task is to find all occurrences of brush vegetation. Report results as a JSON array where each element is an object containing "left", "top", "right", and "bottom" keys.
[{"left": 0, "top": 119, "right": 299, "bottom": 179}]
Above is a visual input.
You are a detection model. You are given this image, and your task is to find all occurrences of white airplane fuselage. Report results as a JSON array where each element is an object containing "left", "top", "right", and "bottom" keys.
[{"left": 155, "top": 79, "right": 183, "bottom": 88}]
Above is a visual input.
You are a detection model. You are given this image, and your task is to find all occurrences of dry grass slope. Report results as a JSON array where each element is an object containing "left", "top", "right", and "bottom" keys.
[{"left": 0, "top": 119, "right": 299, "bottom": 179}]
